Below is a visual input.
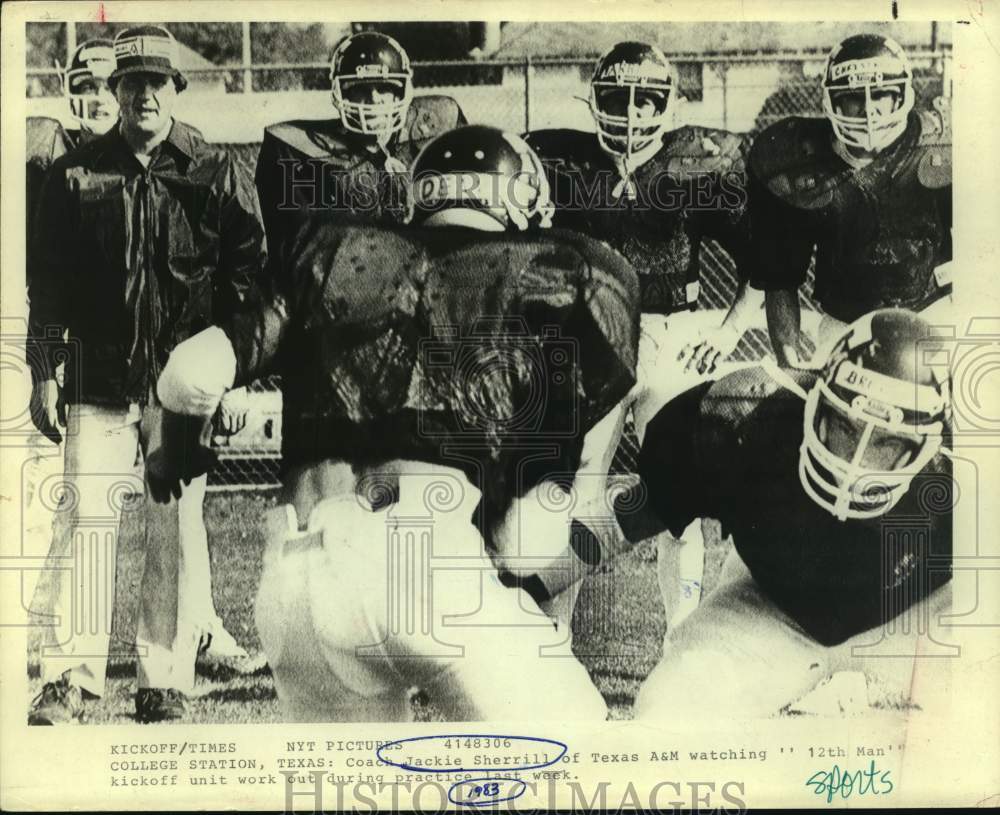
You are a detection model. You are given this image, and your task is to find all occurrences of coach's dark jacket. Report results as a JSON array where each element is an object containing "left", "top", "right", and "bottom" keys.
[{"left": 28, "top": 119, "right": 266, "bottom": 406}]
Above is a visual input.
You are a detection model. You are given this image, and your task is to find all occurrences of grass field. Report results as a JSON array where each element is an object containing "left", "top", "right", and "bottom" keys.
[
  {"left": 27, "top": 489, "right": 736, "bottom": 724},
  {"left": 28, "top": 485, "right": 919, "bottom": 724}
]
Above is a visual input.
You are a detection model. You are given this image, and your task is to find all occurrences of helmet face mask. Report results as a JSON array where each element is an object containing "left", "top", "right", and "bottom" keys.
[
  {"left": 589, "top": 42, "right": 677, "bottom": 168},
  {"left": 798, "top": 310, "right": 949, "bottom": 521},
  {"left": 822, "top": 34, "right": 915, "bottom": 154},
  {"left": 330, "top": 33, "right": 414, "bottom": 144},
  {"left": 61, "top": 40, "right": 118, "bottom": 135},
  {"left": 409, "top": 126, "right": 554, "bottom": 232}
]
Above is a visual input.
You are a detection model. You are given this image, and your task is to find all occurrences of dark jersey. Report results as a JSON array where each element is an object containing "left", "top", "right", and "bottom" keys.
[
  {"left": 225, "top": 217, "right": 639, "bottom": 521},
  {"left": 747, "top": 100, "right": 952, "bottom": 323},
  {"left": 26, "top": 118, "right": 86, "bottom": 288},
  {"left": 625, "top": 366, "right": 952, "bottom": 646},
  {"left": 254, "top": 95, "right": 465, "bottom": 262},
  {"left": 524, "top": 126, "right": 750, "bottom": 314}
]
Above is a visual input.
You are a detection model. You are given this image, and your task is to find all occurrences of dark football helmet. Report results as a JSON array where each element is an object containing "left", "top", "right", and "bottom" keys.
[
  {"left": 409, "top": 124, "right": 554, "bottom": 231},
  {"left": 822, "top": 33, "right": 915, "bottom": 153},
  {"left": 330, "top": 32, "right": 414, "bottom": 143},
  {"left": 589, "top": 41, "right": 677, "bottom": 168},
  {"left": 59, "top": 39, "right": 118, "bottom": 134},
  {"left": 800, "top": 308, "right": 950, "bottom": 521}
]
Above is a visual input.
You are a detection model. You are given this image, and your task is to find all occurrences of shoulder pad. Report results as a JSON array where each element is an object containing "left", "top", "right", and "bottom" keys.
[
  {"left": 263, "top": 119, "right": 357, "bottom": 163},
  {"left": 916, "top": 97, "right": 951, "bottom": 189},
  {"left": 656, "top": 126, "right": 747, "bottom": 177},
  {"left": 405, "top": 95, "right": 466, "bottom": 144},
  {"left": 314, "top": 225, "right": 427, "bottom": 323},
  {"left": 749, "top": 117, "right": 842, "bottom": 210},
  {"left": 523, "top": 128, "right": 603, "bottom": 167},
  {"left": 26, "top": 116, "right": 73, "bottom": 168},
  {"left": 700, "top": 366, "right": 816, "bottom": 444}
]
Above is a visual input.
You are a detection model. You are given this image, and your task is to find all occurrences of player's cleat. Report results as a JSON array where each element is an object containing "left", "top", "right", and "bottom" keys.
[
  {"left": 199, "top": 623, "right": 249, "bottom": 660},
  {"left": 197, "top": 622, "right": 268, "bottom": 675},
  {"left": 135, "top": 688, "right": 186, "bottom": 723},
  {"left": 28, "top": 676, "right": 88, "bottom": 725}
]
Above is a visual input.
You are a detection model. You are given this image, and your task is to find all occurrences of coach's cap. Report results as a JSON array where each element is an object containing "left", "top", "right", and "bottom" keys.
[{"left": 109, "top": 25, "right": 187, "bottom": 92}]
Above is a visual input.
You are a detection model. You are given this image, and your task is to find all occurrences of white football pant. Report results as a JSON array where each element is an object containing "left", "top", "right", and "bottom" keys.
[{"left": 255, "top": 461, "right": 607, "bottom": 722}]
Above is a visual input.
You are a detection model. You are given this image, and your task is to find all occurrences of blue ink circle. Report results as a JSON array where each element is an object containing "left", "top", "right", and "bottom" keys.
[
  {"left": 448, "top": 777, "right": 527, "bottom": 807},
  {"left": 375, "top": 734, "right": 567, "bottom": 773}
]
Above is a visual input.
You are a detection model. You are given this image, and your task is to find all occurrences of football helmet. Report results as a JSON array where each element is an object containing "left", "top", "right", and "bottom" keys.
[
  {"left": 409, "top": 124, "right": 554, "bottom": 231},
  {"left": 330, "top": 32, "right": 414, "bottom": 143},
  {"left": 589, "top": 41, "right": 677, "bottom": 169},
  {"left": 800, "top": 308, "right": 949, "bottom": 521},
  {"left": 59, "top": 39, "right": 118, "bottom": 135},
  {"left": 822, "top": 34, "right": 915, "bottom": 154}
]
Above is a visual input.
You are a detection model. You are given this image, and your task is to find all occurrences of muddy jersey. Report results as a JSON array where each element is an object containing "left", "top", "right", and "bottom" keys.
[
  {"left": 623, "top": 365, "right": 952, "bottom": 646},
  {"left": 525, "top": 125, "right": 750, "bottom": 314},
  {"left": 254, "top": 95, "right": 466, "bottom": 261},
  {"left": 747, "top": 101, "right": 952, "bottom": 322},
  {"left": 225, "top": 217, "right": 640, "bottom": 516}
]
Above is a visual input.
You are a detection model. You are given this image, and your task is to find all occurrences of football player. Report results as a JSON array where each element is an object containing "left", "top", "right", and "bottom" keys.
[
  {"left": 614, "top": 308, "right": 953, "bottom": 718},
  {"left": 28, "top": 39, "right": 118, "bottom": 283},
  {"left": 525, "top": 41, "right": 762, "bottom": 628},
  {"left": 22, "top": 39, "right": 120, "bottom": 639},
  {"left": 150, "top": 125, "right": 640, "bottom": 721},
  {"left": 254, "top": 31, "right": 466, "bottom": 261},
  {"left": 746, "top": 34, "right": 952, "bottom": 366}
]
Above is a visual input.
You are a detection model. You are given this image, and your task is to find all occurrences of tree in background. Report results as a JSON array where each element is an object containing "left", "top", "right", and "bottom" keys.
[{"left": 250, "top": 23, "right": 331, "bottom": 91}]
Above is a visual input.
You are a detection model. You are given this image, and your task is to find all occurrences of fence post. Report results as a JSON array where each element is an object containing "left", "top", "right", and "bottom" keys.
[
  {"left": 524, "top": 55, "right": 532, "bottom": 132},
  {"left": 719, "top": 63, "right": 728, "bottom": 131},
  {"left": 242, "top": 21, "right": 252, "bottom": 93},
  {"left": 66, "top": 22, "right": 77, "bottom": 69}
]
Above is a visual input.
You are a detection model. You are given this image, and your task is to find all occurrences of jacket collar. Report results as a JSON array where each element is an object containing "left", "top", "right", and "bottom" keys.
[{"left": 92, "top": 118, "right": 197, "bottom": 169}]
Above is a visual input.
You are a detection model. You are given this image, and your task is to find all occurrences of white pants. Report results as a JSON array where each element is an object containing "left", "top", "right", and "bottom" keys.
[
  {"left": 634, "top": 546, "right": 953, "bottom": 719},
  {"left": 255, "top": 463, "right": 607, "bottom": 722},
  {"left": 33, "top": 403, "right": 212, "bottom": 696}
]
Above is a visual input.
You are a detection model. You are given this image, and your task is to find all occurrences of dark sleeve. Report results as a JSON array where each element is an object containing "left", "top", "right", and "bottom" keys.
[
  {"left": 215, "top": 154, "right": 268, "bottom": 322},
  {"left": 685, "top": 140, "right": 753, "bottom": 285},
  {"left": 224, "top": 294, "right": 290, "bottom": 387},
  {"left": 27, "top": 162, "right": 72, "bottom": 385},
  {"left": 253, "top": 130, "right": 290, "bottom": 267},
  {"left": 746, "top": 168, "right": 815, "bottom": 291},
  {"left": 936, "top": 184, "right": 952, "bottom": 265},
  {"left": 615, "top": 381, "right": 714, "bottom": 542}
]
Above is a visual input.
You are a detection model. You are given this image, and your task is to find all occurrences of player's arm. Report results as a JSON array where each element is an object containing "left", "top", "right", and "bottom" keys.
[
  {"left": 214, "top": 153, "right": 269, "bottom": 321},
  {"left": 253, "top": 128, "right": 291, "bottom": 266},
  {"left": 27, "top": 160, "right": 73, "bottom": 442},
  {"left": 614, "top": 381, "right": 715, "bottom": 544},
  {"left": 149, "top": 293, "right": 289, "bottom": 503},
  {"left": 677, "top": 131, "right": 764, "bottom": 373},
  {"left": 764, "top": 288, "right": 802, "bottom": 366},
  {"left": 745, "top": 166, "right": 813, "bottom": 366}
]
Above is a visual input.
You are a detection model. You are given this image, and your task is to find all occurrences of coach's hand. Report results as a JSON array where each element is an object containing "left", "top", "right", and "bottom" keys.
[
  {"left": 30, "top": 378, "right": 65, "bottom": 445},
  {"left": 146, "top": 409, "right": 218, "bottom": 504},
  {"left": 217, "top": 387, "right": 250, "bottom": 436}
]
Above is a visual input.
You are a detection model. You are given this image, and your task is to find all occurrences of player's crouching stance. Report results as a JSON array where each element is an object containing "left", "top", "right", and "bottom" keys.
[
  {"left": 150, "top": 126, "right": 640, "bottom": 722},
  {"left": 617, "top": 309, "right": 953, "bottom": 718}
]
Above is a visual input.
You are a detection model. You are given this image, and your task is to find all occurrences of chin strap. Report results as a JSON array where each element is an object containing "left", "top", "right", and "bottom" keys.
[
  {"left": 378, "top": 140, "right": 407, "bottom": 174},
  {"left": 758, "top": 356, "right": 812, "bottom": 401},
  {"left": 831, "top": 135, "right": 876, "bottom": 170},
  {"left": 611, "top": 156, "right": 638, "bottom": 201}
]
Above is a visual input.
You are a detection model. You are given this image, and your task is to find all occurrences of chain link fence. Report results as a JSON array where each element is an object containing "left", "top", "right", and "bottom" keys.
[{"left": 24, "top": 42, "right": 951, "bottom": 488}]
